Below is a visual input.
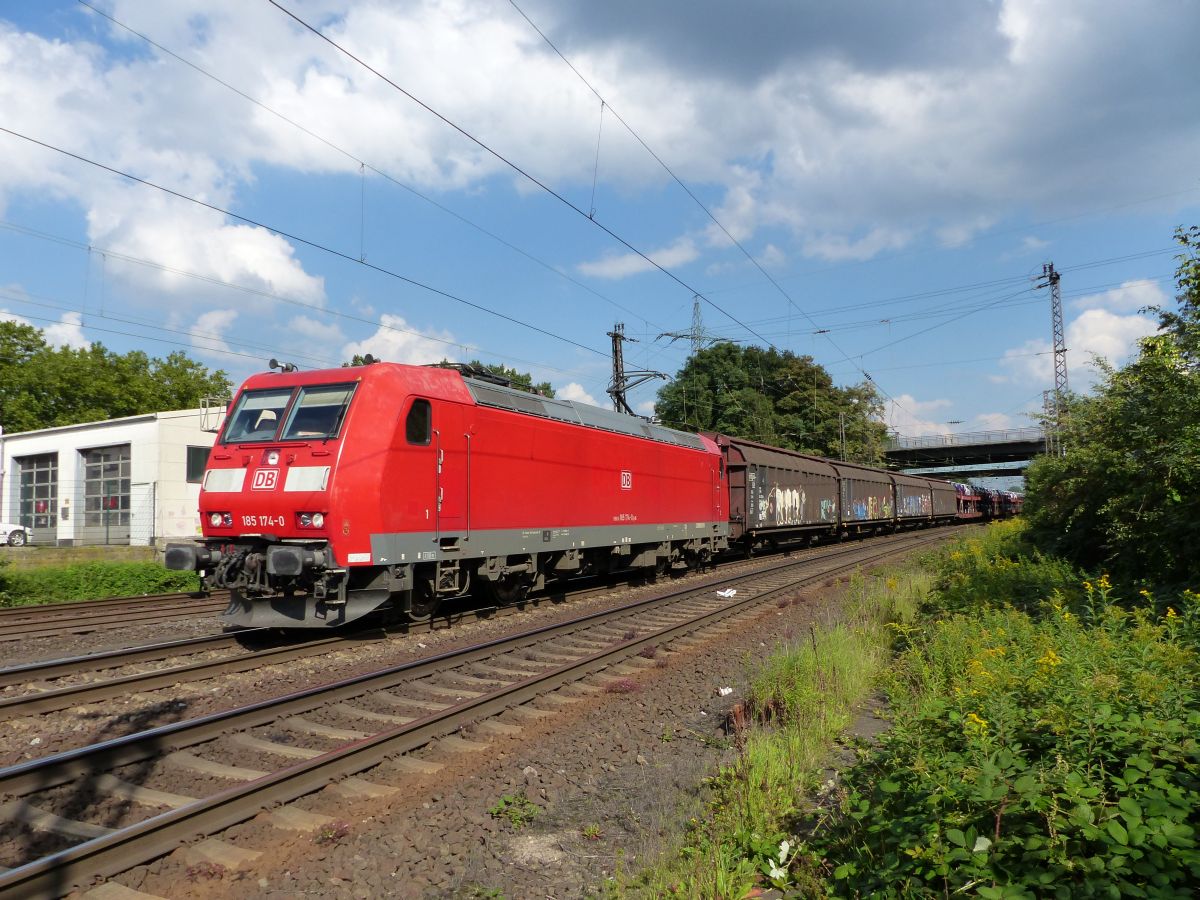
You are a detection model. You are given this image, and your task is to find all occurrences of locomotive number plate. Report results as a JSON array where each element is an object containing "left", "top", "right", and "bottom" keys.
[{"left": 242, "top": 514, "right": 286, "bottom": 528}]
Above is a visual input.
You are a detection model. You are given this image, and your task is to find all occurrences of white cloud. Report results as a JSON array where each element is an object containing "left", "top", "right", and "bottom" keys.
[
  {"left": 288, "top": 315, "right": 345, "bottom": 345},
  {"left": 1069, "top": 279, "right": 1166, "bottom": 314},
  {"left": 43, "top": 311, "right": 89, "bottom": 349},
  {"left": 757, "top": 243, "right": 787, "bottom": 268},
  {"left": 340, "top": 314, "right": 458, "bottom": 366},
  {"left": 885, "top": 394, "right": 955, "bottom": 437},
  {"left": 1067, "top": 308, "right": 1158, "bottom": 377},
  {"left": 937, "top": 216, "right": 996, "bottom": 249},
  {"left": 0, "top": 308, "right": 89, "bottom": 349},
  {"left": 801, "top": 227, "right": 912, "bottom": 263},
  {"left": 1001, "top": 289, "right": 1160, "bottom": 388},
  {"left": 577, "top": 236, "right": 699, "bottom": 280},
  {"left": 190, "top": 309, "right": 238, "bottom": 354},
  {"left": 1000, "top": 338, "right": 1053, "bottom": 384},
  {"left": 557, "top": 381, "right": 600, "bottom": 406},
  {"left": 0, "top": 0, "right": 1196, "bottom": 335},
  {"left": 972, "top": 412, "right": 1016, "bottom": 431}
]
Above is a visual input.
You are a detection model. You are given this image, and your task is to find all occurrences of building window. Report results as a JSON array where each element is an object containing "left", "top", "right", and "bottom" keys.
[
  {"left": 18, "top": 453, "right": 58, "bottom": 530},
  {"left": 186, "top": 446, "right": 210, "bottom": 484},
  {"left": 83, "top": 445, "right": 131, "bottom": 527}
]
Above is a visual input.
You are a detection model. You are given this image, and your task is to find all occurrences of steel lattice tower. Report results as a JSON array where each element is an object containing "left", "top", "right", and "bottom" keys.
[{"left": 1038, "top": 263, "right": 1068, "bottom": 454}]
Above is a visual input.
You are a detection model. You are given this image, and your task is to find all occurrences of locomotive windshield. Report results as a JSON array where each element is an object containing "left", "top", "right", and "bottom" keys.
[
  {"left": 281, "top": 384, "right": 356, "bottom": 440},
  {"left": 222, "top": 388, "right": 293, "bottom": 443},
  {"left": 221, "top": 383, "right": 357, "bottom": 443}
]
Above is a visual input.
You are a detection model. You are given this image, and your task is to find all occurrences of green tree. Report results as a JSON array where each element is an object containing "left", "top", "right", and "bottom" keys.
[
  {"left": 655, "top": 342, "right": 886, "bottom": 462},
  {"left": 0, "top": 322, "right": 232, "bottom": 433},
  {"left": 1023, "top": 226, "right": 1200, "bottom": 587}
]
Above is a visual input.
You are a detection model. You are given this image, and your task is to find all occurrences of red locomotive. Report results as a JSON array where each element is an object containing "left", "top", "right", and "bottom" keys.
[{"left": 166, "top": 360, "right": 985, "bottom": 629}]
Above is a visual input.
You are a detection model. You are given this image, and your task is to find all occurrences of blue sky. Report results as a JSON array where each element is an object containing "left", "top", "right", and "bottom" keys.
[{"left": 1, "top": 0, "right": 1197, "bottom": 437}]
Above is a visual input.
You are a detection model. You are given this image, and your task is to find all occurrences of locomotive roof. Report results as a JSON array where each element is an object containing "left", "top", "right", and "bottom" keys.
[{"left": 462, "top": 376, "right": 708, "bottom": 451}]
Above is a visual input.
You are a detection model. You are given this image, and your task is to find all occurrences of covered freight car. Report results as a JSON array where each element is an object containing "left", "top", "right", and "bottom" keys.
[
  {"left": 828, "top": 460, "right": 895, "bottom": 534},
  {"left": 708, "top": 434, "right": 839, "bottom": 550}
]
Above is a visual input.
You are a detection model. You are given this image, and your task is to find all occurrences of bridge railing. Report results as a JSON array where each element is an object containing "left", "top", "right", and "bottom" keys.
[{"left": 886, "top": 426, "right": 1045, "bottom": 451}]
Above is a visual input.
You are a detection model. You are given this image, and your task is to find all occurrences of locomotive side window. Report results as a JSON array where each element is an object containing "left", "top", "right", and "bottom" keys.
[
  {"left": 282, "top": 384, "right": 356, "bottom": 440},
  {"left": 222, "top": 388, "right": 294, "bottom": 443},
  {"left": 406, "top": 399, "right": 432, "bottom": 445}
]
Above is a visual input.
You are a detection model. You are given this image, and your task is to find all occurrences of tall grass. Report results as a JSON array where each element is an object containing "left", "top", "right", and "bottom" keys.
[
  {"left": 631, "top": 566, "right": 931, "bottom": 897},
  {"left": 804, "top": 527, "right": 1200, "bottom": 897}
]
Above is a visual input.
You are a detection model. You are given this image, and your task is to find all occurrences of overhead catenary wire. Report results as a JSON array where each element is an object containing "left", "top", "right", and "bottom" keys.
[
  {"left": 0, "top": 293, "right": 324, "bottom": 368},
  {"left": 708, "top": 248, "right": 1176, "bottom": 328},
  {"left": 0, "top": 218, "right": 603, "bottom": 386},
  {"left": 72, "top": 0, "right": 660, "bottom": 334},
  {"left": 501, "top": 0, "right": 919, "bottom": 415},
  {"left": 0, "top": 125, "right": 610, "bottom": 363},
  {"left": 266, "top": 0, "right": 778, "bottom": 353}
]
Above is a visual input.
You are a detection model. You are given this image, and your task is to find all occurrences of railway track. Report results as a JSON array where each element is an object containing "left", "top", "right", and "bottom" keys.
[
  {"left": 0, "top": 529, "right": 948, "bottom": 722},
  {"left": 0, "top": 592, "right": 230, "bottom": 642},
  {"left": 0, "top": 530, "right": 949, "bottom": 897}
]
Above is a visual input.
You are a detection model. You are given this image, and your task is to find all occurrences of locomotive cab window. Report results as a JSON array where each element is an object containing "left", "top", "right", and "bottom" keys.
[
  {"left": 406, "top": 399, "right": 432, "bottom": 445},
  {"left": 281, "top": 384, "right": 356, "bottom": 440},
  {"left": 222, "top": 388, "right": 293, "bottom": 443}
]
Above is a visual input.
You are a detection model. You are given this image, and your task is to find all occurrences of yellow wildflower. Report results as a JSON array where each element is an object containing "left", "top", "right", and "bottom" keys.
[
  {"left": 967, "top": 658, "right": 993, "bottom": 680},
  {"left": 965, "top": 712, "right": 988, "bottom": 733},
  {"left": 1166, "top": 607, "right": 1178, "bottom": 619},
  {"left": 1037, "top": 648, "right": 1063, "bottom": 669},
  {"left": 1098, "top": 573, "right": 1111, "bottom": 590}
]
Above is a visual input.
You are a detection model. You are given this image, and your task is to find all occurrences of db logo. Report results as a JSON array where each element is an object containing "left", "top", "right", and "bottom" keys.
[
  {"left": 620, "top": 470, "right": 633, "bottom": 491},
  {"left": 251, "top": 469, "right": 279, "bottom": 491}
]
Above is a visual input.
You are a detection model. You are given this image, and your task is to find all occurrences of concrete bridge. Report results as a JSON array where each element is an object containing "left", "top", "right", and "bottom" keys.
[{"left": 884, "top": 427, "right": 1046, "bottom": 479}]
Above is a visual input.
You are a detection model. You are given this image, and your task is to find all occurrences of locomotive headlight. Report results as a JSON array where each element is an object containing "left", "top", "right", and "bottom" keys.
[
  {"left": 209, "top": 512, "right": 233, "bottom": 527},
  {"left": 267, "top": 451, "right": 280, "bottom": 465},
  {"left": 311, "top": 512, "right": 324, "bottom": 528},
  {"left": 299, "top": 513, "right": 312, "bottom": 527},
  {"left": 210, "top": 512, "right": 222, "bottom": 527}
]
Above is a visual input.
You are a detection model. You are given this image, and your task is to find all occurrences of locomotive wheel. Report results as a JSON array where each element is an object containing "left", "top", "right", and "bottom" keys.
[
  {"left": 407, "top": 584, "right": 440, "bottom": 622},
  {"left": 487, "top": 574, "right": 531, "bottom": 606}
]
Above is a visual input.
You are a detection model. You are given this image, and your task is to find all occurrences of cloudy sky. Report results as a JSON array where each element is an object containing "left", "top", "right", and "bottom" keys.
[{"left": 1, "top": 0, "right": 1196, "bottom": 436}]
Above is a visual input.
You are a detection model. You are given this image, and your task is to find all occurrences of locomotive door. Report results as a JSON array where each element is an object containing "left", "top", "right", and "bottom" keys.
[{"left": 432, "top": 404, "right": 468, "bottom": 540}]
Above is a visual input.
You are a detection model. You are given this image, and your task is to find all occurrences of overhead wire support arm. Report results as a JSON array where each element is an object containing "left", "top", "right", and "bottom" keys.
[{"left": 608, "top": 323, "right": 667, "bottom": 416}]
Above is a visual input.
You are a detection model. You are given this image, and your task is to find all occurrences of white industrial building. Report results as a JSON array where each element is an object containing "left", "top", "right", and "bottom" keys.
[{"left": 0, "top": 409, "right": 217, "bottom": 547}]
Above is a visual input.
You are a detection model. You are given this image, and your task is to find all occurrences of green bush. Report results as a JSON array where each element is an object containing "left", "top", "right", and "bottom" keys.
[
  {"left": 806, "top": 584, "right": 1200, "bottom": 897},
  {"left": 928, "top": 520, "right": 1083, "bottom": 616},
  {"left": 0, "top": 561, "right": 200, "bottom": 607}
]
